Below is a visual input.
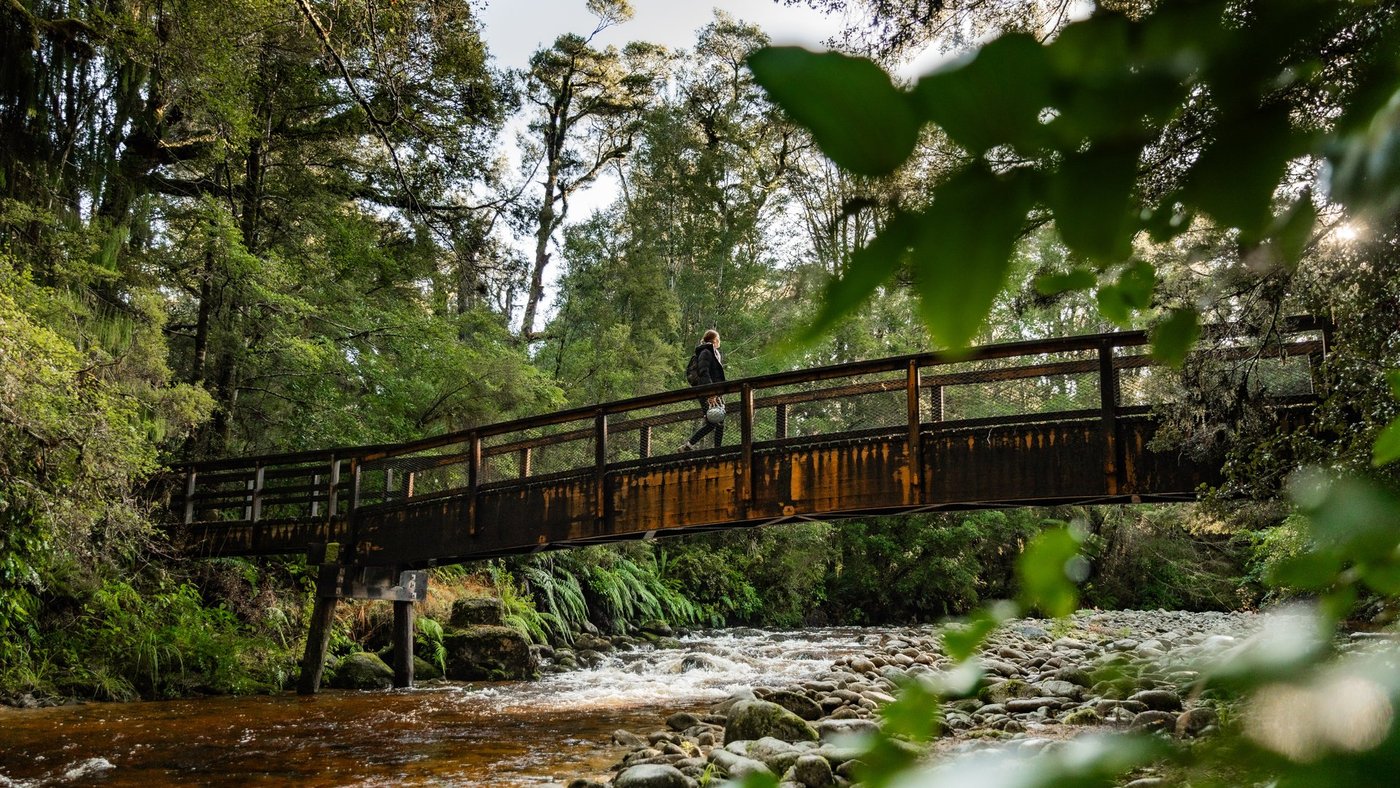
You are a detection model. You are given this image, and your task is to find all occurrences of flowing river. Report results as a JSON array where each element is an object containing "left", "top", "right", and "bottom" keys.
[{"left": 0, "top": 628, "right": 895, "bottom": 786}]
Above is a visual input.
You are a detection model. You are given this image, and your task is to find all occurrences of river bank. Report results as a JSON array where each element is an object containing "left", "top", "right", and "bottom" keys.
[
  {"left": 566, "top": 608, "right": 1273, "bottom": 787},
  {"left": 0, "top": 610, "right": 1327, "bottom": 786}
]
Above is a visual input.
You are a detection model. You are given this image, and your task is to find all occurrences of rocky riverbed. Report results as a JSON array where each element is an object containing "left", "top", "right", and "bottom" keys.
[{"left": 561, "top": 609, "right": 1283, "bottom": 788}]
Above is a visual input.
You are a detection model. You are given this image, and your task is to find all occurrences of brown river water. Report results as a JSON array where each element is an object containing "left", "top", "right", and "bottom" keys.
[{"left": 0, "top": 628, "right": 881, "bottom": 786}]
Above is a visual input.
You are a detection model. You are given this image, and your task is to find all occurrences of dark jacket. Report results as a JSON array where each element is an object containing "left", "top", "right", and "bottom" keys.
[{"left": 695, "top": 342, "right": 725, "bottom": 385}]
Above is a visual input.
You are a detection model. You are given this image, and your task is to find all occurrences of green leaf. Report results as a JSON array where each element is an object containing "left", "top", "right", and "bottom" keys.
[
  {"left": 735, "top": 773, "right": 780, "bottom": 788},
  {"left": 748, "top": 47, "right": 919, "bottom": 176},
  {"left": 1270, "top": 196, "right": 1317, "bottom": 270},
  {"left": 913, "top": 34, "right": 1052, "bottom": 154},
  {"left": 911, "top": 166, "right": 1037, "bottom": 349},
  {"left": 1183, "top": 105, "right": 1304, "bottom": 238},
  {"left": 1387, "top": 369, "right": 1400, "bottom": 399},
  {"left": 1360, "top": 562, "right": 1400, "bottom": 595},
  {"left": 1017, "top": 526, "right": 1083, "bottom": 618},
  {"left": 1326, "top": 86, "right": 1400, "bottom": 217},
  {"left": 1269, "top": 551, "right": 1342, "bottom": 591},
  {"left": 1045, "top": 12, "right": 1132, "bottom": 85},
  {"left": 1372, "top": 418, "right": 1400, "bottom": 467},
  {"left": 1045, "top": 12, "right": 1190, "bottom": 142},
  {"left": 941, "top": 609, "right": 1001, "bottom": 662},
  {"left": 879, "top": 678, "right": 943, "bottom": 743},
  {"left": 800, "top": 212, "right": 919, "bottom": 343},
  {"left": 1095, "top": 261, "right": 1155, "bottom": 326},
  {"left": 1150, "top": 307, "right": 1200, "bottom": 367},
  {"left": 1047, "top": 143, "right": 1141, "bottom": 262},
  {"left": 1034, "top": 268, "right": 1096, "bottom": 296},
  {"left": 1293, "top": 474, "right": 1400, "bottom": 557}
]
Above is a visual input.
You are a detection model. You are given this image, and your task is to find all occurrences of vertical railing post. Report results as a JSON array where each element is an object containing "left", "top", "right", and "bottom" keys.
[
  {"left": 1098, "top": 342, "right": 1121, "bottom": 495},
  {"left": 906, "top": 360, "right": 923, "bottom": 496},
  {"left": 594, "top": 412, "right": 608, "bottom": 524},
  {"left": 775, "top": 403, "right": 788, "bottom": 441},
  {"left": 385, "top": 468, "right": 396, "bottom": 504},
  {"left": 405, "top": 472, "right": 415, "bottom": 499},
  {"left": 519, "top": 448, "right": 532, "bottom": 479},
  {"left": 467, "top": 433, "right": 481, "bottom": 537},
  {"left": 327, "top": 457, "right": 341, "bottom": 518},
  {"left": 350, "top": 459, "right": 362, "bottom": 511},
  {"left": 311, "top": 473, "right": 322, "bottom": 519},
  {"left": 639, "top": 425, "right": 652, "bottom": 459},
  {"left": 183, "top": 468, "right": 197, "bottom": 525},
  {"left": 251, "top": 464, "right": 266, "bottom": 533},
  {"left": 740, "top": 384, "right": 755, "bottom": 510},
  {"left": 243, "top": 472, "right": 256, "bottom": 521},
  {"left": 346, "top": 458, "right": 363, "bottom": 560}
]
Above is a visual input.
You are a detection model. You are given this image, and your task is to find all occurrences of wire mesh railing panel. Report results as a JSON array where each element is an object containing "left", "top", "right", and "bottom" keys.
[
  {"left": 606, "top": 398, "right": 711, "bottom": 461},
  {"left": 365, "top": 442, "right": 472, "bottom": 502},
  {"left": 1250, "top": 353, "right": 1315, "bottom": 397},
  {"left": 192, "top": 470, "right": 257, "bottom": 522},
  {"left": 920, "top": 348, "right": 1102, "bottom": 423},
  {"left": 754, "top": 371, "right": 909, "bottom": 442},
  {"left": 254, "top": 463, "right": 331, "bottom": 521},
  {"left": 482, "top": 418, "right": 595, "bottom": 483},
  {"left": 1118, "top": 361, "right": 1186, "bottom": 407},
  {"left": 936, "top": 372, "right": 1101, "bottom": 421}
]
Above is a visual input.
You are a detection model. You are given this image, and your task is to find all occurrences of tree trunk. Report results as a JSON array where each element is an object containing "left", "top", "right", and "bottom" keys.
[{"left": 519, "top": 164, "right": 561, "bottom": 338}]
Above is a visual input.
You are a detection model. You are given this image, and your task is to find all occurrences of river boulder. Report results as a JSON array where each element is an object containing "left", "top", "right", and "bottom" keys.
[
  {"left": 709, "top": 749, "right": 773, "bottom": 779},
  {"left": 450, "top": 597, "right": 505, "bottom": 627},
  {"left": 791, "top": 753, "right": 836, "bottom": 787},
  {"left": 765, "top": 690, "right": 823, "bottom": 721},
  {"left": 328, "top": 652, "right": 394, "bottom": 690},
  {"left": 613, "top": 764, "right": 696, "bottom": 788},
  {"left": 444, "top": 625, "right": 537, "bottom": 681},
  {"left": 724, "top": 700, "right": 819, "bottom": 744},
  {"left": 414, "top": 656, "right": 443, "bottom": 681}
]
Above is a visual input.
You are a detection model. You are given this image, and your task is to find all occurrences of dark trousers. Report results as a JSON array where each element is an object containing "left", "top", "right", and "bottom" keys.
[{"left": 688, "top": 398, "right": 724, "bottom": 447}]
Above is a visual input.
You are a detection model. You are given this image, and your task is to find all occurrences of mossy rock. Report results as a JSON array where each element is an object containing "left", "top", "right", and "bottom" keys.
[
  {"left": 415, "top": 655, "right": 443, "bottom": 681},
  {"left": 1063, "top": 707, "right": 1104, "bottom": 726},
  {"left": 978, "top": 679, "right": 1036, "bottom": 705},
  {"left": 450, "top": 597, "right": 505, "bottom": 628},
  {"left": 724, "top": 700, "right": 819, "bottom": 744},
  {"left": 444, "top": 625, "right": 537, "bottom": 681},
  {"left": 765, "top": 690, "right": 823, "bottom": 721},
  {"left": 328, "top": 652, "right": 394, "bottom": 690}
]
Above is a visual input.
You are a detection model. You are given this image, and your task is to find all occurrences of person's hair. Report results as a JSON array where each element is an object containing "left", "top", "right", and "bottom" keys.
[{"left": 702, "top": 329, "right": 719, "bottom": 343}]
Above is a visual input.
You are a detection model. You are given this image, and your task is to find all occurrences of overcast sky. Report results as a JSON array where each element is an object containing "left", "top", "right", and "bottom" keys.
[{"left": 478, "top": 0, "right": 843, "bottom": 71}]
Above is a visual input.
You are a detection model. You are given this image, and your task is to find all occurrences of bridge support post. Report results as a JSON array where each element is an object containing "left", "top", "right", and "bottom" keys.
[
  {"left": 1098, "top": 343, "right": 1122, "bottom": 495},
  {"left": 297, "top": 545, "right": 343, "bottom": 696},
  {"left": 392, "top": 598, "right": 415, "bottom": 689}
]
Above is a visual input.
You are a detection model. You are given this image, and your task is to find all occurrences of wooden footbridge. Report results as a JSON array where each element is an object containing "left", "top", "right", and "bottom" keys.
[{"left": 164, "top": 319, "right": 1325, "bottom": 692}]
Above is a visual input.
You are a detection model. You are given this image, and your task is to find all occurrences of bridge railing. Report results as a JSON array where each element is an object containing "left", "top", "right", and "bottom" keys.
[{"left": 166, "top": 318, "right": 1326, "bottom": 536}]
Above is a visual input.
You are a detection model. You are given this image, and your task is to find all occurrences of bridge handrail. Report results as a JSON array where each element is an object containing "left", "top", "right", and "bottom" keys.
[
  {"left": 170, "top": 316, "right": 1323, "bottom": 473},
  {"left": 164, "top": 317, "right": 1326, "bottom": 528}
]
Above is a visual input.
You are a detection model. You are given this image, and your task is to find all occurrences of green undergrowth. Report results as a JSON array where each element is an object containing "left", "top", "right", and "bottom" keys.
[{"left": 1, "top": 560, "right": 303, "bottom": 702}]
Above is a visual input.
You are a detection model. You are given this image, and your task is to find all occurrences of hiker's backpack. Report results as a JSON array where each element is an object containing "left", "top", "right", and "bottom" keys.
[{"left": 685, "top": 346, "right": 705, "bottom": 386}]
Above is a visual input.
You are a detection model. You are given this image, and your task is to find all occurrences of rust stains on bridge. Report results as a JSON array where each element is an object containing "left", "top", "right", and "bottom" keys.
[
  {"left": 163, "top": 320, "right": 1324, "bottom": 692},
  {"left": 171, "top": 320, "right": 1324, "bottom": 566}
]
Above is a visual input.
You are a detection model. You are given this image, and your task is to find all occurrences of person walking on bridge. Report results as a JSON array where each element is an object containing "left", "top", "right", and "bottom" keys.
[{"left": 680, "top": 329, "right": 725, "bottom": 451}]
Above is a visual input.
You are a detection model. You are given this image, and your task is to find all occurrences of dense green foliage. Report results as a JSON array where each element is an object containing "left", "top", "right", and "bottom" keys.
[
  {"left": 736, "top": 0, "right": 1400, "bottom": 785},
  {"left": 3, "top": 7, "right": 1399, "bottom": 761}
]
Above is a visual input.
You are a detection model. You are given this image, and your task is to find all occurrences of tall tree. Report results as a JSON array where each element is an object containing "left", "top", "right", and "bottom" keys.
[{"left": 515, "top": 0, "right": 669, "bottom": 340}]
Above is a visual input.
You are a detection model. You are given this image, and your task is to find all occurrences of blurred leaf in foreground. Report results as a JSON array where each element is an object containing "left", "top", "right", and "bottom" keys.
[
  {"left": 1017, "top": 526, "right": 1085, "bottom": 618},
  {"left": 747, "top": 47, "right": 919, "bottom": 177}
]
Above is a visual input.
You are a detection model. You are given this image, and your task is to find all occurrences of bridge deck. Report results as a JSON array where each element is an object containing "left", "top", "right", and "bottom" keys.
[{"left": 167, "top": 320, "right": 1324, "bottom": 566}]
